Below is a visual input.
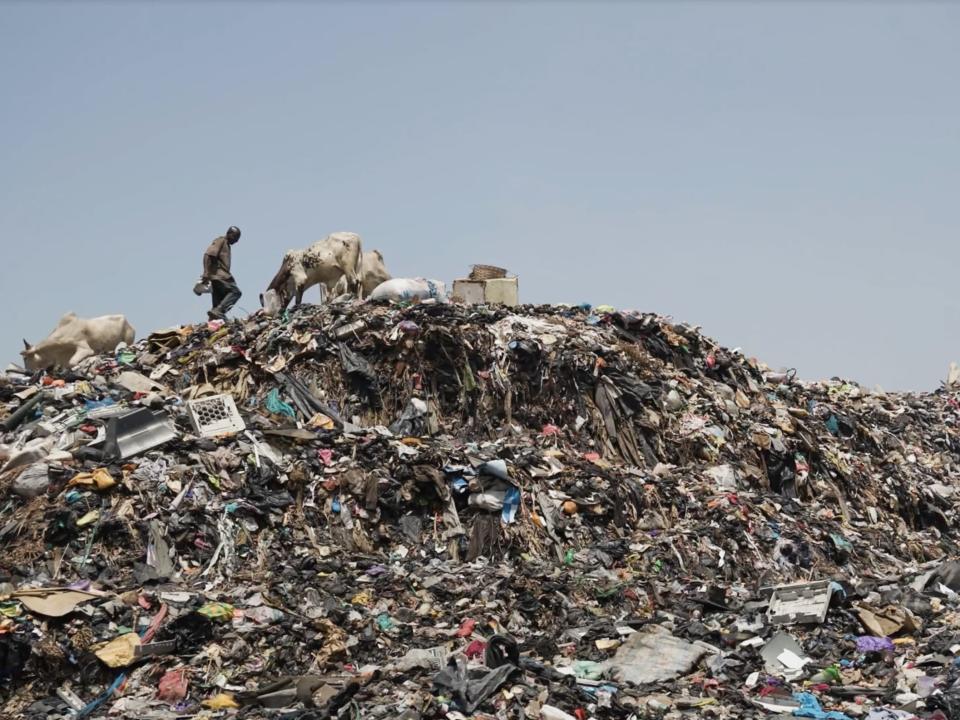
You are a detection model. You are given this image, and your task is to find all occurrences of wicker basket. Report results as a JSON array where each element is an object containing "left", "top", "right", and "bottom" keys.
[{"left": 469, "top": 264, "right": 507, "bottom": 281}]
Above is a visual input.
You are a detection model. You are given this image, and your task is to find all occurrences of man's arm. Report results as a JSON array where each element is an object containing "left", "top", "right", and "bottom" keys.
[{"left": 203, "top": 238, "right": 222, "bottom": 281}]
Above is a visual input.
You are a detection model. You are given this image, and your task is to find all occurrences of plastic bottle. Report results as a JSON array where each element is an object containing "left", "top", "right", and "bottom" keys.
[{"left": 540, "top": 706, "right": 577, "bottom": 720}]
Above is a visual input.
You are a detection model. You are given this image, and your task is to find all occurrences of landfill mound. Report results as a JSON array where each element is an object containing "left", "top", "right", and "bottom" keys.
[{"left": 2, "top": 301, "right": 960, "bottom": 720}]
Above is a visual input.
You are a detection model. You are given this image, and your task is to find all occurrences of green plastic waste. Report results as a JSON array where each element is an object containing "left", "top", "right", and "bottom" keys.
[
  {"left": 376, "top": 614, "right": 396, "bottom": 631},
  {"left": 116, "top": 348, "right": 137, "bottom": 365},
  {"left": 265, "top": 388, "right": 296, "bottom": 419},
  {"left": 197, "top": 602, "right": 235, "bottom": 622},
  {"left": 573, "top": 660, "right": 604, "bottom": 680}
]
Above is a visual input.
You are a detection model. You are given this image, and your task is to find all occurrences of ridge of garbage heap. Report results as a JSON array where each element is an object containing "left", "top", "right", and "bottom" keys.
[{"left": 2, "top": 300, "right": 960, "bottom": 719}]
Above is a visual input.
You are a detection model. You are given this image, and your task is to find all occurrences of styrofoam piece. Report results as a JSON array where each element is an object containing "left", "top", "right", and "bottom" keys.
[
  {"left": 766, "top": 580, "right": 833, "bottom": 625},
  {"left": 483, "top": 277, "right": 519, "bottom": 306},
  {"left": 186, "top": 394, "right": 245, "bottom": 437},
  {"left": 452, "top": 277, "right": 519, "bottom": 307}
]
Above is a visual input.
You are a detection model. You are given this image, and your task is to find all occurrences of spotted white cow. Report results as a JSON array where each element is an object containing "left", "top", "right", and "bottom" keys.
[{"left": 261, "top": 231, "right": 363, "bottom": 311}]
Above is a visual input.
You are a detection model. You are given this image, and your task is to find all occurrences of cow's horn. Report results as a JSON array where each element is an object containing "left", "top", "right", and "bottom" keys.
[{"left": 22, "top": 338, "right": 30, "bottom": 350}]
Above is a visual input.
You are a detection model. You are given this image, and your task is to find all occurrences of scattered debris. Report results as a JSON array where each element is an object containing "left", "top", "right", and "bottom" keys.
[{"left": 2, "top": 300, "right": 960, "bottom": 719}]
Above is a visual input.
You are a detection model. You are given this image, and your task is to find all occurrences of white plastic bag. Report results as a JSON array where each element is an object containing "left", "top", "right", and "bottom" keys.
[
  {"left": 367, "top": 278, "right": 446, "bottom": 303},
  {"left": 193, "top": 279, "right": 211, "bottom": 296}
]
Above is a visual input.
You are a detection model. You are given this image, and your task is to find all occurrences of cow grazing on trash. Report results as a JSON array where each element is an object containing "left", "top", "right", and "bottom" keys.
[
  {"left": 260, "top": 232, "right": 363, "bottom": 311},
  {"left": 21, "top": 313, "right": 135, "bottom": 371}
]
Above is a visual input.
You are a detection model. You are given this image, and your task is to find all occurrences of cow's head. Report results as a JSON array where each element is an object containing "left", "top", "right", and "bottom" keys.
[
  {"left": 258, "top": 287, "right": 286, "bottom": 308},
  {"left": 20, "top": 339, "right": 42, "bottom": 371},
  {"left": 262, "top": 258, "right": 296, "bottom": 313},
  {"left": 260, "top": 287, "right": 291, "bottom": 316}
]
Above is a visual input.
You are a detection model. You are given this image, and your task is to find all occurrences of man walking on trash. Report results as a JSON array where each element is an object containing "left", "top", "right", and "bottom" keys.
[{"left": 202, "top": 226, "right": 242, "bottom": 320}]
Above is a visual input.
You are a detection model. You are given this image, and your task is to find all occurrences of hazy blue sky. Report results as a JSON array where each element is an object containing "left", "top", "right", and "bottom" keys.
[{"left": 1, "top": 2, "right": 958, "bottom": 390}]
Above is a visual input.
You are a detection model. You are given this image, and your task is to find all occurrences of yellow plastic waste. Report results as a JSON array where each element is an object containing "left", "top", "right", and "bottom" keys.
[
  {"left": 350, "top": 590, "right": 372, "bottom": 607},
  {"left": 68, "top": 468, "right": 116, "bottom": 491},
  {"left": 309, "top": 413, "right": 336, "bottom": 430},
  {"left": 202, "top": 693, "right": 239, "bottom": 709},
  {"left": 93, "top": 633, "right": 141, "bottom": 668}
]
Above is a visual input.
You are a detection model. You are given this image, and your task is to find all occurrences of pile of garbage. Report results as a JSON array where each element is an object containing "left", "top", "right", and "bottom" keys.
[{"left": 3, "top": 299, "right": 960, "bottom": 719}]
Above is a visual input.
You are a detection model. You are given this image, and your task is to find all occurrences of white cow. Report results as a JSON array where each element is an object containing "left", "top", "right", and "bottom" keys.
[
  {"left": 331, "top": 249, "right": 391, "bottom": 298},
  {"left": 21, "top": 313, "right": 135, "bottom": 371},
  {"left": 261, "top": 231, "right": 363, "bottom": 310}
]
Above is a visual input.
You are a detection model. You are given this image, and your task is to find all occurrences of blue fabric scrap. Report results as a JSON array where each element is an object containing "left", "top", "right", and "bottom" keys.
[
  {"left": 793, "top": 692, "right": 853, "bottom": 720},
  {"left": 501, "top": 486, "right": 521, "bottom": 524}
]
